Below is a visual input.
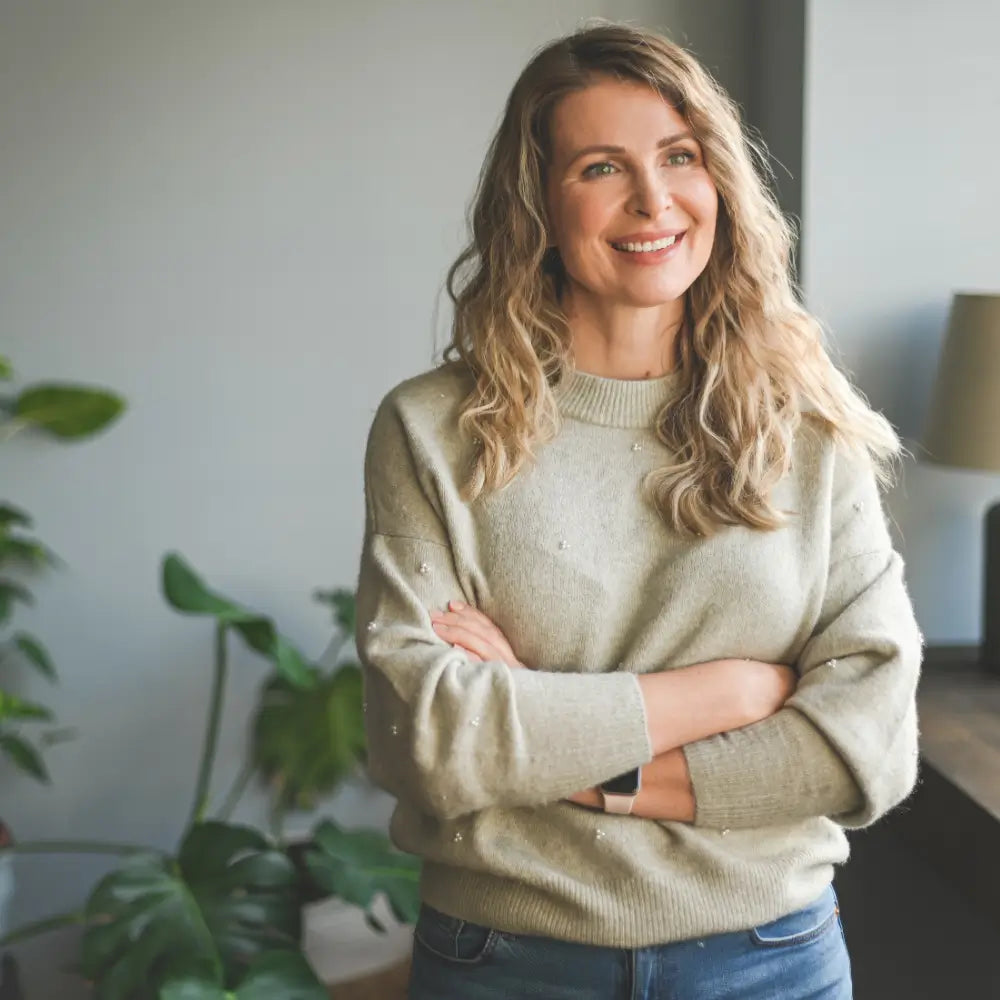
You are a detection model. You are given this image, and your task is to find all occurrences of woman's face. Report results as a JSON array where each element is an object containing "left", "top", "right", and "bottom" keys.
[{"left": 544, "top": 77, "right": 719, "bottom": 312}]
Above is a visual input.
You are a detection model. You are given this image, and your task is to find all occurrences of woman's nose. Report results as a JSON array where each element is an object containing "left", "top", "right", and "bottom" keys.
[{"left": 628, "top": 169, "right": 673, "bottom": 218}]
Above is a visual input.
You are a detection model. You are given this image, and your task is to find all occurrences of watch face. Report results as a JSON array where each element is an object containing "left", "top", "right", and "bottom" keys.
[{"left": 601, "top": 768, "right": 640, "bottom": 795}]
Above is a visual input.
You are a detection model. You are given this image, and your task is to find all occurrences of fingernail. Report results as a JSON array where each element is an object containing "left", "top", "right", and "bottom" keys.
[{"left": 450, "top": 600, "right": 465, "bottom": 610}]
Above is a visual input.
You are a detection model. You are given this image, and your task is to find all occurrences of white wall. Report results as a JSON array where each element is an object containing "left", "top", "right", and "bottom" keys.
[
  {"left": 802, "top": 0, "right": 1000, "bottom": 642},
  {"left": 0, "top": 1, "right": 754, "bottom": 994}
]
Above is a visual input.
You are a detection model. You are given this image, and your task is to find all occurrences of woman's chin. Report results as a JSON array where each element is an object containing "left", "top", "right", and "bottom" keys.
[
  {"left": 614, "top": 284, "right": 694, "bottom": 309},
  {"left": 564, "top": 274, "right": 697, "bottom": 310}
]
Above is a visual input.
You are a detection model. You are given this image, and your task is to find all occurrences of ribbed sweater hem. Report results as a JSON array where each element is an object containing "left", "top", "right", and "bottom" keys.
[{"left": 419, "top": 851, "right": 843, "bottom": 948}]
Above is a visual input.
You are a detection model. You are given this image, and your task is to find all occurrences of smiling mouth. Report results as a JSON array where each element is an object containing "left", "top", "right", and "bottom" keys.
[{"left": 610, "top": 233, "right": 684, "bottom": 253}]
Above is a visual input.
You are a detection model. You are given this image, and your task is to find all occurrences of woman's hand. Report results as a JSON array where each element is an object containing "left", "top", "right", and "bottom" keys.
[{"left": 430, "top": 600, "right": 527, "bottom": 670}]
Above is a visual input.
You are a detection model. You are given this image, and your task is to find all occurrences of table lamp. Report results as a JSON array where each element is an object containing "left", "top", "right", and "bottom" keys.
[{"left": 922, "top": 291, "right": 1000, "bottom": 674}]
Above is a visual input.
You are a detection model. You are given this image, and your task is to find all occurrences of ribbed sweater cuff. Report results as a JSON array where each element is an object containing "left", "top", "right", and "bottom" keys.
[
  {"left": 509, "top": 668, "right": 653, "bottom": 791},
  {"left": 681, "top": 709, "right": 862, "bottom": 829}
]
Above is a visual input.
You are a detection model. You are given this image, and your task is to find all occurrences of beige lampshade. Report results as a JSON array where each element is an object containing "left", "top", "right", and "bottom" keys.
[{"left": 922, "top": 292, "right": 1000, "bottom": 473}]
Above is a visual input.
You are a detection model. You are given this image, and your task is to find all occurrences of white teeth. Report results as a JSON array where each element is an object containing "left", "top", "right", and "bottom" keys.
[{"left": 613, "top": 235, "right": 678, "bottom": 253}]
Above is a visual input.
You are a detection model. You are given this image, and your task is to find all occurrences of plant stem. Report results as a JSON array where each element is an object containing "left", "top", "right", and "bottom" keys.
[
  {"left": 188, "top": 621, "right": 228, "bottom": 828},
  {"left": 0, "top": 840, "right": 161, "bottom": 856},
  {"left": 215, "top": 760, "right": 255, "bottom": 821},
  {"left": 0, "top": 909, "right": 85, "bottom": 948}
]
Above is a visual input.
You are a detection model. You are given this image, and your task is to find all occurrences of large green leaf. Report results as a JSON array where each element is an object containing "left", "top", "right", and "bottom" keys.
[
  {"left": 0, "top": 733, "right": 49, "bottom": 782},
  {"left": 0, "top": 580, "right": 33, "bottom": 627},
  {"left": 228, "top": 951, "right": 326, "bottom": 1000},
  {"left": 157, "top": 979, "right": 226, "bottom": 1000},
  {"left": 162, "top": 555, "right": 233, "bottom": 618},
  {"left": 251, "top": 664, "right": 365, "bottom": 811},
  {"left": 304, "top": 820, "right": 421, "bottom": 926},
  {"left": 161, "top": 555, "right": 313, "bottom": 689},
  {"left": 176, "top": 823, "right": 302, "bottom": 974},
  {"left": 82, "top": 822, "right": 306, "bottom": 999},
  {"left": 8, "top": 632, "right": 57, "bottom": 682},
  {"left": 160, "top": 952, "right": 325, "bottom": 1000},
  {"left": 0, "top": 690, "right": 54, "bottom": 723},
  {"left": 13, "top": 383, "right": 125, "bottom": 439},
  {"left": 82, "top": 852, "right": 221, "bottom": 999},
  {"left": 0, "top": 355, "right": 13, "bottom": 380}
]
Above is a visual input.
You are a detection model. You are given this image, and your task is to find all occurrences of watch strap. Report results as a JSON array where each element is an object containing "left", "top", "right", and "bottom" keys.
[{"left": 601, "top": 790, "right": 638, "bottom": 815}]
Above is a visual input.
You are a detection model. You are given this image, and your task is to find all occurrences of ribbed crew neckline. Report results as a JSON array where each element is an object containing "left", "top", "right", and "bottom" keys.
[{"left": 552, "top": 367, "right": 682, "bottom": 428}]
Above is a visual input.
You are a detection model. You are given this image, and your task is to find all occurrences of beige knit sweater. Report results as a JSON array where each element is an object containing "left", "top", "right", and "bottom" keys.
[{"left": 355, "top": 361, "right": 922, "bottom": 947}]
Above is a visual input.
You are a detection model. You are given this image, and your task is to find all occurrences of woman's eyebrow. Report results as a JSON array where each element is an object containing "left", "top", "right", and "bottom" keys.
[{"left": 565, "top": 132, "right": 696, "bottom": 167}]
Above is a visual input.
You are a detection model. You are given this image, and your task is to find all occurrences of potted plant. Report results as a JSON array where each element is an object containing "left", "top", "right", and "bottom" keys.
[
  {"left": 0, "top": 352, "right": 125, "bottom": 789},
  {"left": 0, "top": 553, "right": 419, "bottom": 999},
  {"left": 0, "top": 352, "right": 126, "bottom": 977}
]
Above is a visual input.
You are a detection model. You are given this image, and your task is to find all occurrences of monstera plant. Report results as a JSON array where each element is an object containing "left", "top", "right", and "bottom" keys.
[{"left": 0, "top": 554, "right": 419, "bottom": 999}]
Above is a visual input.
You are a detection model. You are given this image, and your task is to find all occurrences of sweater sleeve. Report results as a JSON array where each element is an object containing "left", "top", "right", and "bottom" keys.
[
  {"left": 681, "top": 441, "right": 923, "bottom": 830},
  {"left": 356, "top": 394, "right": 653, "bottom": 821}
]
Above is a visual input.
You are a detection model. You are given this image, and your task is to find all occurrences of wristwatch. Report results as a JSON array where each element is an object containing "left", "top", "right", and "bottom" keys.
[{"left": 599, "top": 767, "right": 641, "bottom": 814}]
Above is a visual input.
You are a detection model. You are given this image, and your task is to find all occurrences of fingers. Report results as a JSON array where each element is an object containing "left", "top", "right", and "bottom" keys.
[
  {"left": 433, "top": 622, "right": 506, "bottom": 663},
  {"left": 429, "top": 600, "right": 524, "bottom": 669},
  {"left": 432, "top": 616, "right": 512, "bottom": 658},
  {"left": 430, "top": 602, "right": 517, "bottom": 659},
  {"left": 434, "top": 600, "right": 504, "bottom": 637}
]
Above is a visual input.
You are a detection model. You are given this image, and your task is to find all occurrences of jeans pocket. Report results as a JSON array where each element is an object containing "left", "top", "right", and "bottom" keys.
[
  {"left": 413, "top": 904, "right": 500, "bottom": 965},
  {"left": 749, "top": 885, "right": 840, "bottom": 949}
]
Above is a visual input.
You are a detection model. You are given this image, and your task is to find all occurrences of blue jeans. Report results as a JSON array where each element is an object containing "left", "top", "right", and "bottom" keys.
[{"left": 409, "top": 883, "right": 852, "bottom": 999}]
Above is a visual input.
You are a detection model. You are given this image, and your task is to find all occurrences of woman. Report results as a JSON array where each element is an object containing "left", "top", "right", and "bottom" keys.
[{"left": 355, "top": 21, "right": 921, "bottom": 1000}]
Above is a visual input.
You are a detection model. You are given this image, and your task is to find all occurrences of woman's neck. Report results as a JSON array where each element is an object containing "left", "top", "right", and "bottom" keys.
[{"left": 563, "top": 288, "right": 684, "bottom": 379}]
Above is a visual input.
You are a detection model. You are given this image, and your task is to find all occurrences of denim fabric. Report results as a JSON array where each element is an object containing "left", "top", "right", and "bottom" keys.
[{"left": 408, "top": 883, "right": 852, "bottom": 999}]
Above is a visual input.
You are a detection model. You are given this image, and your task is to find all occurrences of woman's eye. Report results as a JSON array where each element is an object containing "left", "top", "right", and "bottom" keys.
[
  {"left": 666, "top": 150, "right": 696, "bottom": 166},
  {"left": 582, "top": 161, "right": 617, "bottom": 178}
]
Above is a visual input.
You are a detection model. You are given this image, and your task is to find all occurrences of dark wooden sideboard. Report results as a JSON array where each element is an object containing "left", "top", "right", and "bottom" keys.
[{"left": 885, "top": 643, "right": 1000, "bottom": 924}]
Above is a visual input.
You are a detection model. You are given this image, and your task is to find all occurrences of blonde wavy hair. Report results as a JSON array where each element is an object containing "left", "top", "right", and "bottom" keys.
[{"left": 442, "top": 21, "right": 900, "bottom": 537}]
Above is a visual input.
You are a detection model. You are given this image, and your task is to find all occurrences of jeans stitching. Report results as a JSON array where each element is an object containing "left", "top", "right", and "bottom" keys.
[
  {"left": 748, "top": 907, "right": 838, "bottom": 949},
  {"left": 414, "top": 912, "right": 501, "bottom": 965}
]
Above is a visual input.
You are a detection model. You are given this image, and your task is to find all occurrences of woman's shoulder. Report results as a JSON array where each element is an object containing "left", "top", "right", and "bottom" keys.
[
  {"left": 793, "top": 415, "right": 884, "bottom": 513},
  {"left": 376, "top": 359, "right": 475, "bottom": 422},
  {"left": 365, "top": 360, "right": 477, "bottom": 468}
]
